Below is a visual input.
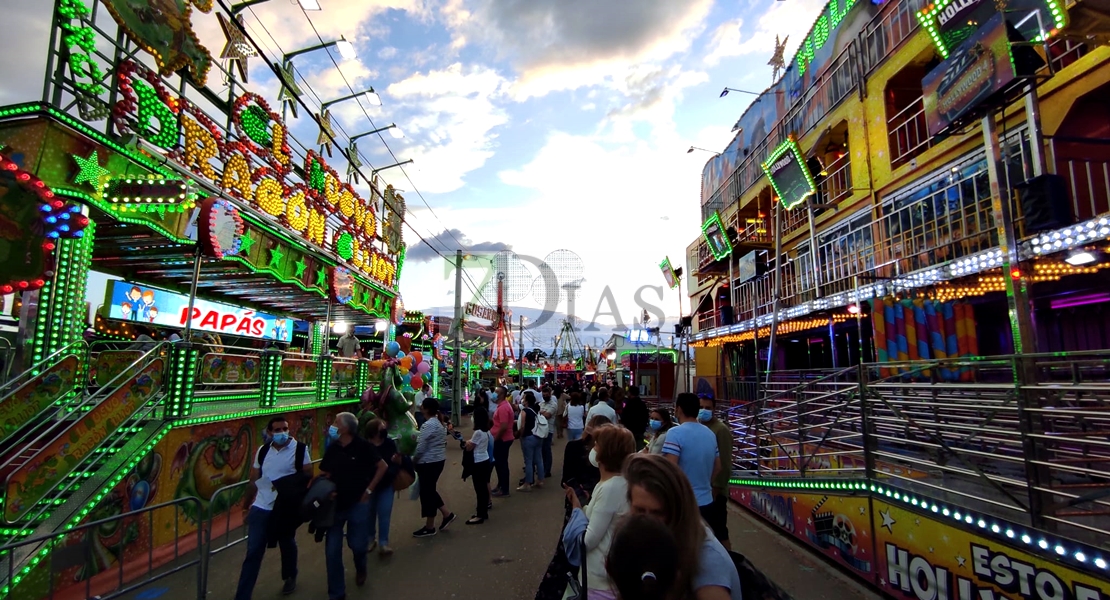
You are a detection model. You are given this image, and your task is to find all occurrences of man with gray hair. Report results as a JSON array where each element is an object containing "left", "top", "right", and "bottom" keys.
[{"left": 320, "top": 412, "right": 387, "bottom": 599}]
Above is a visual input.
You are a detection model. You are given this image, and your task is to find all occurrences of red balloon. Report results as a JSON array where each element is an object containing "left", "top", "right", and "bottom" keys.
[{"left": 410, "top": 375, "right": 424, "bottom": 389}]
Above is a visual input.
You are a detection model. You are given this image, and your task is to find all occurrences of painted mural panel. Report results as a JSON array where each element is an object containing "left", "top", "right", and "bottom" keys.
[
  {"left": 872, "top": 500, "right": 1109, "bottom": 600},
  {"left": 731, "top": 488, "right": 875, "bottom": 578},
  {"left": 0, "top": 354, "right": 78, "bottom": 442},
  {"left": 14, "top": 404, "right": 355, "bottom": 600}
]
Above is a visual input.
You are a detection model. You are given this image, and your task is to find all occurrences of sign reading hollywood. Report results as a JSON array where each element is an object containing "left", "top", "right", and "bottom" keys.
[
  {"left": 922, "top": 14, "right": 1019, "bottom": 136},
  {"left": 111, "top": 59, "right": 397, "bottom": 289},
  {"left": 104, "top": 280, "right": 293, "bottom": 342},
  {"left": 917, "top": 0, "right": 1068, "bottom": 57},
  {"left": 762, "top": 138, "right": 817, "bottom": 211}
]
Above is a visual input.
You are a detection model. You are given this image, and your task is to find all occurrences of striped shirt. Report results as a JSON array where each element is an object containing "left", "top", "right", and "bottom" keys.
[{"left": 414, "top": 417, "right": 447, "bottom": 464}]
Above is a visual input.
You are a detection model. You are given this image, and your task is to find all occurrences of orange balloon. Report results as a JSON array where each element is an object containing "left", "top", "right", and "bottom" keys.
[
  {"left": 411, "top": 351, "right": 423, "bottom": 365},
  {"left": 400, "top": 356, "right": 413, "bottom": 369}
]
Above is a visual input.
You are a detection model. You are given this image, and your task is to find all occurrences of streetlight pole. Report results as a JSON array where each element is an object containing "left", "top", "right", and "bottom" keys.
[{"left": 451, "top": 250, "right": 463, "bottom": 427}]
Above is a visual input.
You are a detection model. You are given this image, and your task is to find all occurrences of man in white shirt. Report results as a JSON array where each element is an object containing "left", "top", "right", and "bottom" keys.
[
  {"left": 336, "top": 332, "right": 361, "bottom": 359},
  {"left": 538, "top": 386, "right": 558, "bottom": 479},
  {"left": 586, "top": 388, "right": 617, "bottom": 424},
  {"left": 414, "top": 383, "right": 429, "bottom": 406},
  {"left": 235, "top": 417, "right": 313, "bottom": 600}
]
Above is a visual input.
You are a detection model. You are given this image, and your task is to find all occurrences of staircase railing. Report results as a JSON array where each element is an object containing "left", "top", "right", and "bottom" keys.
[
  {"left": 0, "top": 341, "right": 86, "bottom": 399},
  {"left": 0, "top": 343, "right": 168, "bottom": 527}
]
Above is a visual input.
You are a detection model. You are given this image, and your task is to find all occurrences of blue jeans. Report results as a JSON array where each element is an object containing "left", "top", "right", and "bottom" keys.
[
  {"left": 325, "top": 502, "right": 370, "bottom": 600},
  {"left": 234, "top": 507, "right": 297, "bottom": 600},
  {"left": 568, "top": 428, "right": 583, "bottom": 441},
  {"left": 368, "top": 484, "right": 394, "bottom": 547},
  {"left": 521, "top": 435, "right": 544, "bottom": 485}
]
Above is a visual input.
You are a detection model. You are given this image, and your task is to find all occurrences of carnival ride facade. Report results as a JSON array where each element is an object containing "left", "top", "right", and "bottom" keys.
[
  {"left": 685, "top": 0, "right": 1110, "bottom": 596},
  {"left": 0, "top": 0, "right": 430, "bottom": 597}
]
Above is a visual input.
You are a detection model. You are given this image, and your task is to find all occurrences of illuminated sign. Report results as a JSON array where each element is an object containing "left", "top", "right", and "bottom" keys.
[
  {"left": 701, "top": 212, "right": 733, "bottom": 261},
  {"left": 104, "top": 279, "right": 293, "bottom": 342},
  {"left": 922, "top": 14, "right": 1029, "bottom": 136},
  {"left": 111, "top": 59, "right": 397, "bottom": 290},
  {"left": 917, "top": 0, "right": 1067, "bottom": 58},
  {"left": 465, "top": 302, "right": 506, "bottom": 322},
  {"left": 795, "top": 0, "right": 861, "bottom": 74},
  {"left": 762, "top": 138, "right": 817, "bottom": 211},
  {"left": 660, "top": 257, "right": 678, "bottom": 289},
  {"left": 101, "top": 175, "right": 189, "bottom": 208}
]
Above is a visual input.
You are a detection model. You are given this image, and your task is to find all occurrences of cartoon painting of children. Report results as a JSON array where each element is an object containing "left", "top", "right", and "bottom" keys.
[
  {"left": 140, "top": 290, "right": 156, "bottom": 321},
  {"left": 121, "top": 302, "right": 132, "bottom": 320},
  {"left": 127, "top": 287, "right": 143, "bottom": 320},
  {"left": 271, "top": 319, "right": 287, "bottom": 341},
  {"left": 148, "top": 306, "right": 159, "bottom": 323}
]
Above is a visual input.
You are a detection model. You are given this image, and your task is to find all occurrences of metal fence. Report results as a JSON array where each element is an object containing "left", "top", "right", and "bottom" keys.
[
  {"left": 0, "top": 497, "right": 204, "bottom": 600},
  {"left": 727, "top": 352, "right": 1110, "bottom": 549}
]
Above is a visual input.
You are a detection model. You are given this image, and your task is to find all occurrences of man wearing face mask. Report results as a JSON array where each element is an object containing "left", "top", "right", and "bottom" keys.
[
  {"left": 235, "top": 417, "right": 312, "bottom": 600},
  {"left": 319, "top": 412, "right": 388, "bottom": 599},
  {"left": 699, "top": 394, "right": 733, "bottom": 550},
  {"left": 490, "top": 385, "right": 516, "bottom": 497},
  {"left": 662, "top": 393, "right": 721, "bottom": 535}
]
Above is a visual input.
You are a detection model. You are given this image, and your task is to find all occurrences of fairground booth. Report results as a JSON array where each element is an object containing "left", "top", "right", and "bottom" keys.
[{"left": 0, "top": 1, "right": 433, "bottom": 598}]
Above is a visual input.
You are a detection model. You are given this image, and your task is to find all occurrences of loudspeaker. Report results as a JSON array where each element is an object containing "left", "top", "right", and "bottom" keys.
[
  {"left": 1016, "top": 174, "right": 1072, "bottom": 234},
  {"left": 681, "top": 316, "right": 693, "bottom": 327},
  {"left": 720, "top": 305, "right": 735, "bottom": 326}
]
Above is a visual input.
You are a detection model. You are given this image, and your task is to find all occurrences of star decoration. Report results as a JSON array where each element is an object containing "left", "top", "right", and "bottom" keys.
[
  {"left": 914, "top": 518, "right": 921, "bottom": 526},
  {"left": 239, "top": 231, "right": 255, "bottom": 254},
  {"left": 858, "top": 507, "right": 867, "bottom": 515},
  {"left": 269, "top": 245, "right": 285, "bottom": 267},
  {"left": 362, "top": 291, "right": 371, "bottom": 305},
  {"left": 315, "top": 267, "right": 328, "bottom": 287},
  {"left": 276, "top": 60, "right": 303, "bottom": 119},
  {"left": 346, "top": 142, "right": 363, "bottom": 184},
  {"left": 73, "top": 151, "right": 110, "bottom": 187},
  {"left": 316, "top": 110, "right": 335, "bottom": 157},
  {"left": 956, "top": 555, "right": 966, "bottom": 568},
  {"left": 294, "top": 258, "right": 307, "bottom": 277},
  {"left": 880, "top": 508, "right": 896, "bottom": 533},
  {"left": 928, "top": 547, "right": 934, "bottom": 554},
  {"left": 219, "top": 13, "right": 256, "bottom": 83}
]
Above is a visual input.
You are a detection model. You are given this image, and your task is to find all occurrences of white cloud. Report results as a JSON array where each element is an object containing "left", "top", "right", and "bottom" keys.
[
  {"left": 377, "top": 63, "right": 511, "bottom": 193},
  {"left": 441, "top": 0, "right": 714, "bottom": 99},
  {"left": 704, "top": 0, "right": 827, "bottom": 65},
  {"left": 378, "top": 46, "right": 399, "bottom": 59}
]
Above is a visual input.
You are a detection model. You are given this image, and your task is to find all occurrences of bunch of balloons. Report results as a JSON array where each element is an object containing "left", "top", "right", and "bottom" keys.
[{"left": 377, "top": 340, "right": 432, "bottom": 390}]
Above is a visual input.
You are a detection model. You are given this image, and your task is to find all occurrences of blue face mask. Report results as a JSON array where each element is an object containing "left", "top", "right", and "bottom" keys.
[
  {"left": 490, "top": 392, "right": 498, "bottom": 403},
  {"left": 649, "top": 419, "right": 662, "bottom": 431},
  {"left": 271, "top": 432, "right": 289, "bottom": 446},
  {"left": 328, "top": 425, "right": 339, "bottom": 438},
  {"left": 697, "top": 409, "right": 713, "bottom": 423}
]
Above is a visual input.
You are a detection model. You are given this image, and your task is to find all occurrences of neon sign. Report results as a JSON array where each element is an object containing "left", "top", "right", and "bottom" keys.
[
  {"left": 111, "top": 59, "right": 396, "bottom": 288},
  {"left": 795, "top": 0, "right": 860, "bottom": 74}
]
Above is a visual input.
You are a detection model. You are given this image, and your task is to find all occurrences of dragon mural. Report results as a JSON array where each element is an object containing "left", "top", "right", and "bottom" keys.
[{"left": 171, "top": 423, "right": 252, "bottom": 522}]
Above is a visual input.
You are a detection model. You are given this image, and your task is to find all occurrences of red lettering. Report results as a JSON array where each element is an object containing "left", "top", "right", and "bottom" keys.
[
  {"left": 199, "top": 311, "right": 219, "bottom": 329},
  {"left": 178, "top": 307, "right": 202, "bottom": 325},
  {"left": 235, "top": 317, "right": 253, "bottom": 334},
  {"left": 220, "top": 314, "right": 237, "bottom": 330},
  {"left": 252, "top": 320, "right": 265, "bottom": 336}
]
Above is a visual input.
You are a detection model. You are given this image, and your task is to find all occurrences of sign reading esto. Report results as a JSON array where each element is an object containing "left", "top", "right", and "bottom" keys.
[{"left": 111, "top": 59, "right": 399, "bottom": 289}]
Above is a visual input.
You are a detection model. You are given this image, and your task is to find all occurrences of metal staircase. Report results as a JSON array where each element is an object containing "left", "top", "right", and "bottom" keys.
[{"left": 0, "top": 344, "right": 170, "bottom": 593}]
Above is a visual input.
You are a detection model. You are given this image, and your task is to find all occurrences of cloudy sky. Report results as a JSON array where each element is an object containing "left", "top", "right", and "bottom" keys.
[{"left": 3, "top": 0, "right": 826, "bottom": 345}]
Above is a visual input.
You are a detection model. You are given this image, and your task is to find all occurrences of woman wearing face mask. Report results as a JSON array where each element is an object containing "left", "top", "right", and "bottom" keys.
[
  {"left": 623, "top": 454, "right": 742, "bottom": 600},
  {"left": 644, "top": 408, "right": 675, "bottom": 455},
  {"left": 564, "top": 425, "right": 636, "bottom": 600},
  {"left": 412, "top": 398, "right": 456, "bottom": 537}
]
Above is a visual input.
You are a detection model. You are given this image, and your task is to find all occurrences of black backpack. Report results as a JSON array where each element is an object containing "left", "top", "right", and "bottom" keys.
[{"left": 258, "top": 439, "right": 307, "bottom": 472}]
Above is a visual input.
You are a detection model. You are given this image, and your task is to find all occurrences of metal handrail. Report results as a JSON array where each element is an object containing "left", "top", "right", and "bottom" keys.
[
  {"left": 0, "top": 340, "right": 87, "bottom": 397},
  {"left": 1, "top": 343, "right": 169, "bottom": 524},
  {"left": 0, "top": 497, "right": 205, "bottom": 600}
]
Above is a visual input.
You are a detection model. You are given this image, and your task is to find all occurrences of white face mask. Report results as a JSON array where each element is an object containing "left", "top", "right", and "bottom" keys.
[{"left": 588, "top": 448, "right": 599, "bottom": 468}]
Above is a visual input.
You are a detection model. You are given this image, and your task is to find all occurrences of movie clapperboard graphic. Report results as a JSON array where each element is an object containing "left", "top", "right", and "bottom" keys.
[{"left": 807, "top": 495, "right": 871, "bottom": 572}]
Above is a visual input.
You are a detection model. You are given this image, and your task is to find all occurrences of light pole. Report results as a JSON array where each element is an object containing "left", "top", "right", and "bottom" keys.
[
  {"left": 687, "top": 146, "right": 719, "bottom": 156},
  {"left": 322, "top": 89, "right": 382, "bottom": 110},
  {"left": 231, "top": 0, "right": 320, "bottom": 14},
  {"left": 372, "top": 159, "right": 414, "bottom": 178}
]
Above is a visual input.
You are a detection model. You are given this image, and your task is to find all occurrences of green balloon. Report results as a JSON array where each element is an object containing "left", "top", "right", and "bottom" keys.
[{"left": 360, "top": 364, "right": 419, "bottom": 455}]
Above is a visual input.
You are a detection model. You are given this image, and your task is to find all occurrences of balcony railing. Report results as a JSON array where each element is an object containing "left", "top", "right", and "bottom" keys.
[
  {"left": 888, "top": 96, "right": 932, "bottom": 168},
  {"left": 1050, "top": 138, "right": 1110, "bottom": 222},
  {"left": 860, "top": 0, "right": 926, "bottom": 75},
  {"left": 819, "top": 152, "right": 853, "bottom": 206}
]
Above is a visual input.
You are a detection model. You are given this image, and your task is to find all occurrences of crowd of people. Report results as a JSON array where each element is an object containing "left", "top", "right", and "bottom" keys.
[{"left": 231, "top": 380, "right": 743, "bottom": 600}]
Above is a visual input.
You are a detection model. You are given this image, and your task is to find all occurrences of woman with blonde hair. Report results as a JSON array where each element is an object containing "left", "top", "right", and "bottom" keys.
[{"left": 622, "top": 454, "right": 742, "bottom": 600}]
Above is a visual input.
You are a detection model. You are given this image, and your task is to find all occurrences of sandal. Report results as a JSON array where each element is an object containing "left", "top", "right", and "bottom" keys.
[{"left": 466, "top": 516, "right": 485, "bottom": 525}]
